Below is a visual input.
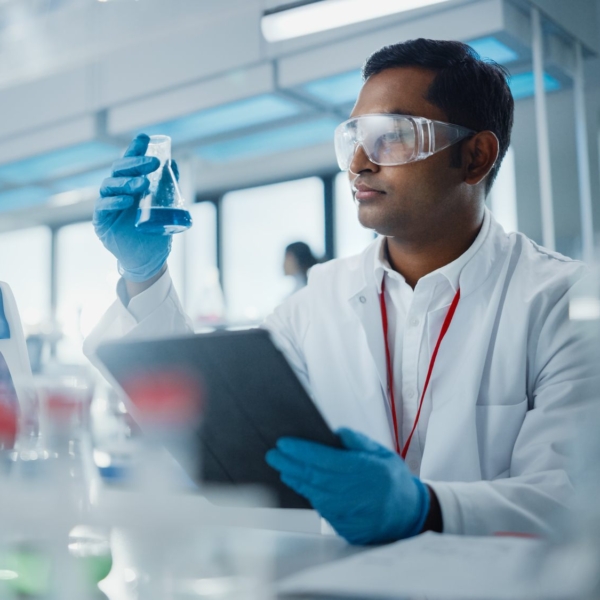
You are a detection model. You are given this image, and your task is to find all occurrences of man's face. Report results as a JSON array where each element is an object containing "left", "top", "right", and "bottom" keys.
[{"left": 348, "top": 67, "right": 467, "bottom": 241}]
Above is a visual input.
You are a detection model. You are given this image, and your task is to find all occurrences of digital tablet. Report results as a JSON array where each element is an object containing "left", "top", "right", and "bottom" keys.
[{"left": 96, "top": 328, "right": 343, "bottom": 509}]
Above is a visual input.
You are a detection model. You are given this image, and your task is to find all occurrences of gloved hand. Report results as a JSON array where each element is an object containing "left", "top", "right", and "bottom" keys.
[
  {"left": 266, "top": 428, "right": 430, "bottom": 545},
  {"left": 94, "top": 134, "right": 177, "bottom": 282}
]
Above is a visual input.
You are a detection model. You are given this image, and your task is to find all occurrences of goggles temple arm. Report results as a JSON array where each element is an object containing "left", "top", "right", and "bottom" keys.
[
  {"left": 412, "top": 117, "right": 434, "bottom": 161},
  {"left": 429, "top": 121, "right": 474, "bottom": 154},
  {"left": 423, "top": 120, "right": 434, "bottom": 156}
]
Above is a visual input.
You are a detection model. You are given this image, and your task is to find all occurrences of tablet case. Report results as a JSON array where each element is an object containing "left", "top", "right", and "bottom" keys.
[{"left": 96, "top": 329, "right": 343, "bottom": 509}]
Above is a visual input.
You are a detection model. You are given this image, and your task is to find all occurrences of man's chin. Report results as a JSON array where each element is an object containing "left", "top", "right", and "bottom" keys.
[{"left": 357, "top": 207, "right": 397, "bottom": 237}]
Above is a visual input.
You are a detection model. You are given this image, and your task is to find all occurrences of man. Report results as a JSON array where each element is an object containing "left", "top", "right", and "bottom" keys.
[{"left": 86, "top": 39, "right": 592, "bottom": 544}]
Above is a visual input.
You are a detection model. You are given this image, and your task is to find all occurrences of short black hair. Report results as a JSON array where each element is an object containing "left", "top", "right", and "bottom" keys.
[{"left": 363, "top": 38, "right": 514, "bottom": 194}]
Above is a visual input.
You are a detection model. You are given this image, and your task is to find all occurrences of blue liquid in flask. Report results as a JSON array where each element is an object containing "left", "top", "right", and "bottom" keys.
[
  {"left": 135, "top": 157, "right": 192, "bottom": 234},
  {"left": 136, "top": 207, "right": 192, "bottom": 235}
]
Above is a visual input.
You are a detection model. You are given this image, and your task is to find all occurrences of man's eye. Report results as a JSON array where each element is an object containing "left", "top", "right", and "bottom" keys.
[{"left": 380, "top": 132, "right": 403, "bottom": 143}]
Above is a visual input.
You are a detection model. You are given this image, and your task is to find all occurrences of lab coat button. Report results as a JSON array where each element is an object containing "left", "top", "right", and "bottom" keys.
[
  {"left": 408, "top": 459, "right": 419, "bottom": 471},
  {"left": 405, "top": 388, "right": 415, "bottom": 400},
  {"left": 359, "top": 296, "right": 367, "bottom": 304},
  {"left": 408, "top": 317, "right": 419, "bottom": 327}
]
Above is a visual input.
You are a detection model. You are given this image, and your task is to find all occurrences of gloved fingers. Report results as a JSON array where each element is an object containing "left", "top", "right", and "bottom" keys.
[
  {"left": 280, "top": 475, "right": 356, "bottom": 526},
  {"left": 100, "top": 176, "right": 150, "bottom": 198},
  {"left": 94, "top": 194, "right": 136, "bottom": 213},
  {"left": 279, "top": 473, "right": 332, "bottom": 500},
  {"left": 275, "top": 437, "right": 358, "bottom": 474},
  {"left": 266, "top": 448, "right": 347, "bottom": 489},
  {"left": 93, "top": 210, "right": 119, "bottom": 234},
  {"left": 170, "top": 159, "right": 179, "bottom": 181},
  {"left": 111, "top": 156, "right": 160, "bottom": 178},
  {"left": 123, "top": 134, "right": 151, "bottom": 158},
  {"left": 337, "top": 428, "right": 393, "bottom": 457}
]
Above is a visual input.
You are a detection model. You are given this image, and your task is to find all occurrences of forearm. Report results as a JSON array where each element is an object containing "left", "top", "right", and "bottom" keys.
[
  {"left": 84, "top": 264, "right": 193, "bottom": 363},
  {"left": 123, "top": 264, "right": 167, "bottom": 302}
]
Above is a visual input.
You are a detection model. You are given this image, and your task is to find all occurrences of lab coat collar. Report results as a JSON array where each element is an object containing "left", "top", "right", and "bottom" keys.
[{"left": 359, "top": 207, "right": 502, "bottom": 300}]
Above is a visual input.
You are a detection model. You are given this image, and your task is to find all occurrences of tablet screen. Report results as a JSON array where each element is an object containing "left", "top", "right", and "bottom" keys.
[{"left": 97, "top": 329, "right": 342, "bottom": 508}]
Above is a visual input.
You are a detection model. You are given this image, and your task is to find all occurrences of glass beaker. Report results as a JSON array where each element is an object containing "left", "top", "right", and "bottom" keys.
[{"left": 134, "top": 135, "right": 192, "bottom": 235}]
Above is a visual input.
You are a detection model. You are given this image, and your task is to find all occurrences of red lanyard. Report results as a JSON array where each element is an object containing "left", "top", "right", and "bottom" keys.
[{"left": 379, "top": 277, "right": 461, "bottom": 458}]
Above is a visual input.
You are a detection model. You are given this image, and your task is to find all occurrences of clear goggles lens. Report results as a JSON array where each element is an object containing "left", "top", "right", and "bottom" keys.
[{"left": 334, "top": 114, "right": 474, "bottom": 171}]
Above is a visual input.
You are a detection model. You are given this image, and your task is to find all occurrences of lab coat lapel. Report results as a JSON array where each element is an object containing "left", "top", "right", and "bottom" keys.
[
  {"left": 420, "top": 213, "right": 510, "bottom": 481},
  {"left": 349, "top": 287, "right": 388, "bottom": 399},
  {"left": 347, "top": 240, "right": 389, "bottom": 402}
]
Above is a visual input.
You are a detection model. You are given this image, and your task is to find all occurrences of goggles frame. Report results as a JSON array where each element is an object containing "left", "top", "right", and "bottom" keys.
[{"left": 334, "top": 113, "right": 476, "bottom": 172}]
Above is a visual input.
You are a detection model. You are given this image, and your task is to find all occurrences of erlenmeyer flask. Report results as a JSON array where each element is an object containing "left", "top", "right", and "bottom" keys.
[{"left": 135, "top": 135, "right": 193, "bottom": 235}]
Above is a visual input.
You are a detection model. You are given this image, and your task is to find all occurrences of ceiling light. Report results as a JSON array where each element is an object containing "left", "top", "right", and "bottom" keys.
[{"left": 261, "top": 0, "right": 452, "bottom": 42}]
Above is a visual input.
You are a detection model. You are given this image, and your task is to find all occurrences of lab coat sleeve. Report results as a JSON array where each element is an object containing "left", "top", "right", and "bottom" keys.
[
  {"left": 83, "top": 267, "right": 193, "bottom": 366},
  {"left": 262, "top": 288, "right": 313, "bottom": 398},
  {"left": 427, "top": 281, "right": 598, "bottom": 537}
]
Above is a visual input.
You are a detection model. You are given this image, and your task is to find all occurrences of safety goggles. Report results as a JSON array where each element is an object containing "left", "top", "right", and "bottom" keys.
[{"left": 334, "top": 113, "right": 475, "bottom": 171}]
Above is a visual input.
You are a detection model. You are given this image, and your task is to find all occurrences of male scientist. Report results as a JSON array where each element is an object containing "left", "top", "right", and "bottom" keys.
[{"left": 86, "top": 39, "right": 592, "bottom": 544}]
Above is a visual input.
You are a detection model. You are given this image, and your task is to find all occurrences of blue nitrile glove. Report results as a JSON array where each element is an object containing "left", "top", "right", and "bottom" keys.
[
  {"left": 94, "top": 134, "right": 179, "bottom": 282},
  {"left": 265, "top": 428, "right": 430, "bottom": 545}
]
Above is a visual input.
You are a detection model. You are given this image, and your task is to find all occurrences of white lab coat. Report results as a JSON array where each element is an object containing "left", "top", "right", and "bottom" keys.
[{"left": 84, "top": 210, "right": 595, "bottom": 537}]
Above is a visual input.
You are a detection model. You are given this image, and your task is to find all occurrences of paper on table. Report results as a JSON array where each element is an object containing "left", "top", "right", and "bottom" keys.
[{"left": 277, "top": 532, "right": 592, "bottom": 600}]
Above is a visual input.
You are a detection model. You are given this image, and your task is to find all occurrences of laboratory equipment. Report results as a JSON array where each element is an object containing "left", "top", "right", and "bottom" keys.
[
  {"left": 1, "top": 374, "right": 111, "bottom": 599},
  {"left": 0, "top": 282, "right": 36, "bottom": 477},
  {"left": 90, "top": 378, "right": 140, "bottom": 483},
  {"left": 95, "top": 134, "right": 172, "bottom": 282},
  {"left": 36, "top": 374, "right": 97, "bottom": 513},
  {"left": 134, "top": 135, "right": 192, "bottom": 235},
  {"left": 0, "top": 283, "right": 36, "bottom": 449}
]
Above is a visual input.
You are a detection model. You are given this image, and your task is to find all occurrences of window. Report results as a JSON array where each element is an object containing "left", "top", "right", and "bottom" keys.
[
  {"left": 222, "top": 177, "right": 325, "bottom": 323},
  {"left": 489, "top": 146, "right": 518, "bottom": 234},
  {"left": 334, "top": 171, "right": 376, "bottom": 258},
  {"left": 170, "top": 201, "right": 221, "bottom": 327},
  {"left": 55, "top": 222, "right": 119, "bottom": 363},
  {"left": 0, "top": 226, "right": 51, "bottom": 330}
]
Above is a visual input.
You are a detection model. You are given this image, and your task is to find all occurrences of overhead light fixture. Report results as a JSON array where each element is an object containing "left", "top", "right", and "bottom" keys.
[{"left": 261, "top": 0, "right": 452, "bottom": 42}]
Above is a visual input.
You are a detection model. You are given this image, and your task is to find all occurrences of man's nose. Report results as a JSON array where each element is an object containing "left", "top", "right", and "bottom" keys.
[{"left": 349, "top": 143, "right": 379, "bottom": 175}]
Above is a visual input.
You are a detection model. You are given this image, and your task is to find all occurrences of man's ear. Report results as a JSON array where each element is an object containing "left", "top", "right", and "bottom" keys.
[{"left": 462, "top": 131, "right": 499, "bottom": 186}]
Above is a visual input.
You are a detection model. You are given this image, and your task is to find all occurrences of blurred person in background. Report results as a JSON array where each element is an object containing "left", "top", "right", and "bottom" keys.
[
  {"left": 85, "top": 39, "right": 596, "bottom": 546},
  {"left": 283, "top": 241, "right": 319, "bottom": 294}
]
